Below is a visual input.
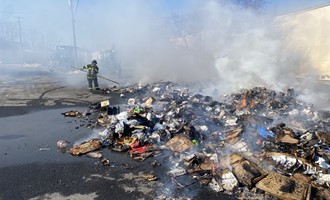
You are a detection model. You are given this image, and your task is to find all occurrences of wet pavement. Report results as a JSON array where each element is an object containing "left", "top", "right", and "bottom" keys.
[
  {"left": 0, "top": 107, "right": 235, "bottom": 200},
  {"left": 0, "top": 66, "right": 235, "bottom": 199},
  {"left": 1, "top": 64, "right": 329, "bottom": 200}
]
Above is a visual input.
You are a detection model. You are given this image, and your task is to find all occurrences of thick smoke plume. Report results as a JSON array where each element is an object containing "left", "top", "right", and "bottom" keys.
[{"left": 1, "top": 0, "right": 328, "bottom": 109}]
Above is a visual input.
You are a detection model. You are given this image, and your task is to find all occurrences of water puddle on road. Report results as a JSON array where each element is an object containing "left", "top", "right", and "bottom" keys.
[{"left": 0, "top": 107, "right": 93, "bottom": 168}]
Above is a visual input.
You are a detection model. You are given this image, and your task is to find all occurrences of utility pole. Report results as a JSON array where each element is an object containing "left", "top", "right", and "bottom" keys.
[
  {"left": 15, "top": 16, "right": 23, "bottom": 64},
  {"left": 16, "top": 17, "right": 22, "bottom": 49},
  {"left": 69, "top": 0, "right": 78, "bottom": 67}
]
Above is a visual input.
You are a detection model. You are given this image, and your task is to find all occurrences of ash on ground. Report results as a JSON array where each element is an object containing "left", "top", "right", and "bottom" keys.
[{"left": 60, "top": 81, "right": 330, "bottom": 200}]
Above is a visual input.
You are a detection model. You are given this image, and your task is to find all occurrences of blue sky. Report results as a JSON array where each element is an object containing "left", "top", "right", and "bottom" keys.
[
  {"left": 1, "top": 0, "right": 330, "bottom": 49},
  {"left": 266, "top": 0, "right": 330, "bottom": 14},
  {"left": 3, "top": 0, "right": 330, "bottom": 17}
]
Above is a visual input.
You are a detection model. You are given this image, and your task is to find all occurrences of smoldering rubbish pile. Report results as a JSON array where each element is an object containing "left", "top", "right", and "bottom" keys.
[{"left": 60, "top": 81, "right": 330, "bottom": 200}]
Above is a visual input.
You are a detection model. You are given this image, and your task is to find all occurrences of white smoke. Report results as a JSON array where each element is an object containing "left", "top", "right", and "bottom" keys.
[{"left": 2, "top": 0, "right": 328, "bottom": 109}]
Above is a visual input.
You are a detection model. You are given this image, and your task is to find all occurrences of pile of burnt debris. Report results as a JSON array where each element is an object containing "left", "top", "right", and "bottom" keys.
[{"left": 60, "top": 81, "right": 330, "bottom": 200}]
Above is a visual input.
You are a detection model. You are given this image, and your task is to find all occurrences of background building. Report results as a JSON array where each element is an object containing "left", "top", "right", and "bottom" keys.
[{"left": 276, "top": 4, "right": 330, "bottom": 80}]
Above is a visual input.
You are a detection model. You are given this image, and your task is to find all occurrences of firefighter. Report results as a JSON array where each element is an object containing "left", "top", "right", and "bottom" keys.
[{"left": 82, "top": 60, "right": 100, "bottom": 91}]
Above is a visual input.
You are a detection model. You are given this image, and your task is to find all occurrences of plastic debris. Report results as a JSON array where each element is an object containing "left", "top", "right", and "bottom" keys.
[
  {"left": 56, "top": 140, "right": 68, "bottom": 148},
  {"left": 221, "top": 169, "right": 239, "bottom": 192},
  {"left": 87, "top": 152, "right": 102, "bottom": 158},
  {"left": 58, "top": 81, "right": 330, "bottom": 199}
]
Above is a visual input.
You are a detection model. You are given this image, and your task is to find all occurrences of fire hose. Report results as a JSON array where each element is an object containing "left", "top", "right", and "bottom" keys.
[{"left": 70, "top": 66, "right": 120, "bottom": 85}]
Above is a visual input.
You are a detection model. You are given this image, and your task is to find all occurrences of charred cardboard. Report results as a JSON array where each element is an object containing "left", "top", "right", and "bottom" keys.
[
  {"left": 221, "top": 128, "right": 243, "bottom": 141},
  {"left": 188, "top": 158, "right": 215, "bottom": 173},
  {"left": 132, "top": 152, "right": 153, "bottom": 162},
  {"left": 69, "top": 139, "right": 103, "bottom": 156},
  {"left": 315, "top": 188, "right": 330, "bottom": 200},
  {"left": 256, "top": 172, "right": 311, "bottom": 200},
  {"left": 230, "top": 154, "right": 267, "bottom": 189},
  {"left": 316, "top": 131, "right": 330, "bottom": 144},
  {"left": 97, "top": 116, "right": 112, "bottom": 126},
  {"left": 165, "top": 134, "right": 193, "bottom": 152},
  {"left": 278, "top": 134, "right": 299, "bottom": 144}
]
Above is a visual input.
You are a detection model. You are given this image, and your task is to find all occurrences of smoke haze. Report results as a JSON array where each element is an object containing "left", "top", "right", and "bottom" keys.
[{"left": 1, "top": 0, "right": 329, "bottom": 109}]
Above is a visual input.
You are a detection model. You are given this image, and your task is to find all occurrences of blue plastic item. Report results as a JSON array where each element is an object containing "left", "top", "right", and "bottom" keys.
[{"left": 257, "top": 127, "right": 275, "bottom": 138}]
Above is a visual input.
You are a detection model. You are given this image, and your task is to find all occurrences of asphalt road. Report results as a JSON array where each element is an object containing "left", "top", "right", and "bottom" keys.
[
  {"left": 0, "top": 65, "right": 236, "bottom": 200},
  {"left": 1, "top": 64, "right": 328, "bottom": 200}
]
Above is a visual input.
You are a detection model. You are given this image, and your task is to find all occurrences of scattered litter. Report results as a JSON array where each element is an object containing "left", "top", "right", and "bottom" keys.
[
  {"left": 69, "top": 139, "right": 102, "bottom": 156},
  {"left": 61, "top": 110, "right": 82, "bottom": 117},
  {"left": 87, "top": 152, "right": 102, "bottom": 158},
  {"left": 256, "top": 172, "right": 311, "bottom": 200},
  {"left": 39, "top": 147, "right": 50, "bottom": 151},
  {"left": 165, "top": 135, "right": 193, "bottom": 153},
  {"left": 56, "top": 140, "right": 68, "bottom": 148},
  {"left": 59, "top": 81, "right": 329, "bottom": 199}
]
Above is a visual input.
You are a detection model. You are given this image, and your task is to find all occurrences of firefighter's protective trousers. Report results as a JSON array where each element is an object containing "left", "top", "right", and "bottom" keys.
[{"left": 83, "top": 64, "right": 99, "bottom": 90}]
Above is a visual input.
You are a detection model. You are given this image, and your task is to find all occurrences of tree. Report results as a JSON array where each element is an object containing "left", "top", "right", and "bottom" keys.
[{"left": 0, "top": 21, "right": 19, "bottom": 42}]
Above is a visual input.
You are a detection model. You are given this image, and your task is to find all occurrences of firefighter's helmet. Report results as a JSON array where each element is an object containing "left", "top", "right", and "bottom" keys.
[{"left": 92, "top": 60, "right": 97, "bottom": 64}]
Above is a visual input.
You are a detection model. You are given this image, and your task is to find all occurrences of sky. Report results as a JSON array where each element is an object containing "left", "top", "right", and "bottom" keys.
[
  {"left": 1, "top": 0, "right": 330, "bottom": 50},
  {"left": 267, "top": 0, "right": 330, "bottom": 14}
]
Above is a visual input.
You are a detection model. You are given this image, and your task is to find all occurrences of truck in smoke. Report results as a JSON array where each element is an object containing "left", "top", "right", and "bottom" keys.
[
  {"left": 92, "top": 49, "right": 121, "bottom": 78},
  {"left": 49, "top": 45, "right": 89, "bottom": 68}
]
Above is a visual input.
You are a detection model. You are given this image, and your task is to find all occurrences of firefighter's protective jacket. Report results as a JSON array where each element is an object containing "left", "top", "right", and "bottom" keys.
[{"left": 83, "top": 63, "right": 99, "bottom": 79}]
